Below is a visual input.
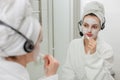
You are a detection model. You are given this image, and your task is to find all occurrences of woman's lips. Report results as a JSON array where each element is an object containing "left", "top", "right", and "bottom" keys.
[{"left": 86, "top": 33, "right": 93, "bottom": 37}]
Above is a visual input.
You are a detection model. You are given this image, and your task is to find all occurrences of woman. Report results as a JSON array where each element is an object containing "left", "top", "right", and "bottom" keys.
[
  {"left": 0, "top": 0, "right": 59, "bottom": 80},
  {"left": 60, "top": 1, "right": 114, "bottom": 80}
]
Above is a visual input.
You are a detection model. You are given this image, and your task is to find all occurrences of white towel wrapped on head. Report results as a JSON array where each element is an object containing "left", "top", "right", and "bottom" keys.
[
  {"left": 82, "top": 1, "right": 105, "bottom": 28},
  {"left": 0, "top": 0, "right": 41, "bottom": 57}
]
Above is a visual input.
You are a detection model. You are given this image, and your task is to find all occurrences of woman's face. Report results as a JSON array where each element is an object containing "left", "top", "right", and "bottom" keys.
[{"left": 82, "top": 15, "right": 101, "bottom": 40}]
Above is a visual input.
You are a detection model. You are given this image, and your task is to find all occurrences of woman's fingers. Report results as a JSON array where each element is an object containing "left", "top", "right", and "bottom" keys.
[
  {"left": 43, "top": 55, "right": 59, "bottom": 77},
  {"left": 88, "top": 38, "right": 97, "bottom": 54}
]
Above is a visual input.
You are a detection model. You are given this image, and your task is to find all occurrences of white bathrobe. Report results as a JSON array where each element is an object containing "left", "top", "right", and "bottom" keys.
[
  {"left": 0, "top": 58, "right": 58, "bottom": 80},
  {"left": 60, "top": 37, "right": 114, "bottom": 80}
]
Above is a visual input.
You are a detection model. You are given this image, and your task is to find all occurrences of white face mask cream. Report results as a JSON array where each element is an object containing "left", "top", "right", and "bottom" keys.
[{"left": 82, "top": 15, "right": 101, "bottom": 39}]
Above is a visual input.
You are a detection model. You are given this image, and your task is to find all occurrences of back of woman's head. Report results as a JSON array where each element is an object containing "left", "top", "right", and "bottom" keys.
[{"left": 0, "top": 0, "right": 41, "bottom": 57}]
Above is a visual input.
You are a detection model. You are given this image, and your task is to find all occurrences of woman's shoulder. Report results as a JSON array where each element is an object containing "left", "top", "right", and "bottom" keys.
[
  {"left": 0, "top": 60, "right": 30, "bottom": 80},
  {"left": 97, "top": 38, "right": 113, "bottom": 50},
  {"left": 97, "top": 38, "right": 113, "bottom": 58}
]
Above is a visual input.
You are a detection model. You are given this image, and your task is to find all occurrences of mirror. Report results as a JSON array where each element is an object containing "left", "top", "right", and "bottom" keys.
[{"left": 27, "top": 0, "right": 120, "bottom": 80}]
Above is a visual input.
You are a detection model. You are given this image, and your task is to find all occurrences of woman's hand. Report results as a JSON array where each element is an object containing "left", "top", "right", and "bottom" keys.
[
  {"left": 43, "top": 55, "right": 59, "bottom": 77},
  {"left": 88, "top": 38, "right": 97, "bottom": 54}
]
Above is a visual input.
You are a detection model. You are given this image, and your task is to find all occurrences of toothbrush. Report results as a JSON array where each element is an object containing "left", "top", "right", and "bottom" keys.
[
  {"left": 39, "top": 53, "right": 45, "bottom": 58},
  {"left": 37, "top": 53, "right": 45, "bottom": 61}
]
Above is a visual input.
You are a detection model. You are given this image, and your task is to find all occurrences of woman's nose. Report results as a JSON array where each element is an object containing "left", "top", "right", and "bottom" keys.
[{"left": 88, "top": 27, "right": 92, "bottom": 32}]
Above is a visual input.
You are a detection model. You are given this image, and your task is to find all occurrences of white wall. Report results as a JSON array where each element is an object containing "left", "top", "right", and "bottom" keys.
[
  {"left": 53, "top": 0, "right": 71, "bottom": 65},
  {"left": 81, "top": 0, "right": 120, "bottom": 80}
]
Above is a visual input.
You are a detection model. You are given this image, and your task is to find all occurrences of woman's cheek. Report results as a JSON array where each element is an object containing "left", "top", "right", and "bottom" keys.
[
  {"left": 91, "top": 29, "right": 99, "bottom": 38},
  {"left": 82, "top": 27, "right": 88, "bottom": 35}
]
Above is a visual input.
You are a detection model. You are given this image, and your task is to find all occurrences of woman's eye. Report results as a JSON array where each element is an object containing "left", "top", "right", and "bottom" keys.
[
  {"left": 92, "top": 25, "right": 98, "bottom": 29},
  {"left": 83, "top": 24, "right": 88, "bottom": 28}
]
